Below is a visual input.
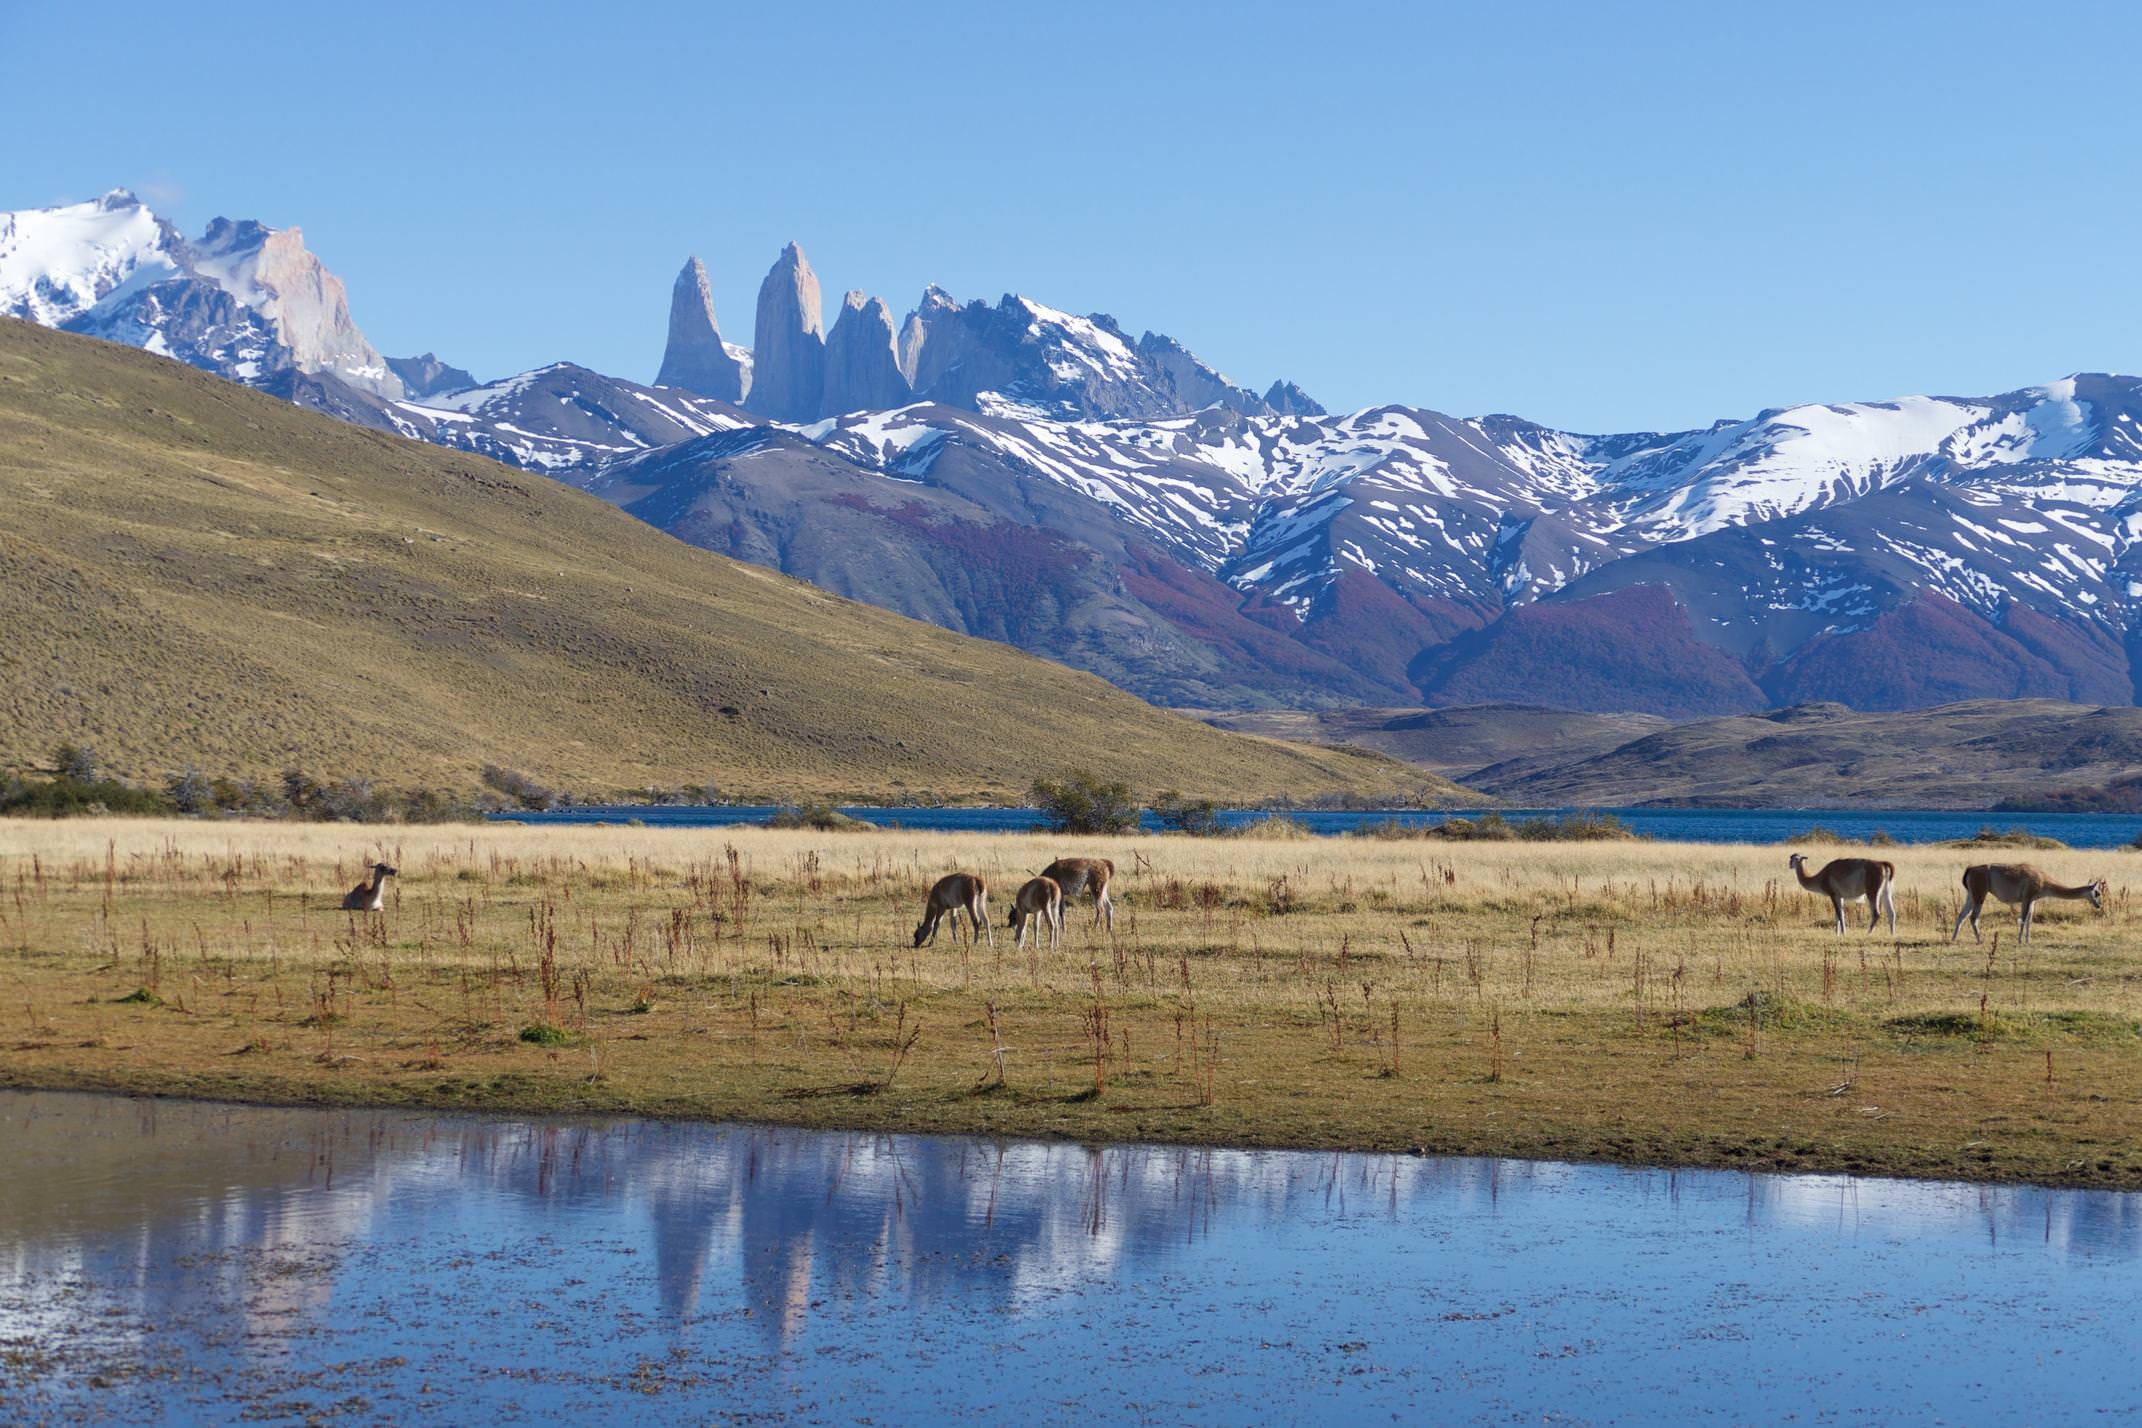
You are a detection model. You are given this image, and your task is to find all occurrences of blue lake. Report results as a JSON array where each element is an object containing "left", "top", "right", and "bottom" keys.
[
  {"left": 496, "top": 803, "right": 2142, "bottom": 847},
  {"left": 2, "top": 1091, "right": 2136, "bottom": 1424}
]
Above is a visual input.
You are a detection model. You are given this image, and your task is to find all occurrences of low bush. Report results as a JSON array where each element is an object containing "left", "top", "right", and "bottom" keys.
[
  {"left": 1939, "top": 826, "right": 2067, "bottom": 851},
  {"left": 1351, "top": 812, "right": 1639, "bottom": 842},
  {"left": 1031, "top": 772, "right": 1139, "bottom": 836},
  {"left": 1786, "top": 825, "right": 1898, "bottom": 846},
  {"left": 1150, "top": 790, "right": 1223, "bottom": 837},
  {"left": 764, "top": 803, "right": 876, "bottom": 831},
  {"left": 0, "top": 775, "right": 174, "bottom": 818},
  {"left": 481, "top": 765, "right": 562, "bottom": 811},
  {"left": 1226, "top": 814, "right": 1318, "bottom": 840}
]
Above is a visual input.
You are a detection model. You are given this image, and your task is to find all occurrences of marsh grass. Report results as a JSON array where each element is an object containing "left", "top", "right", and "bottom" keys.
[{"left": 1, "top": 819, "right": 2139, "bottom": 1186}]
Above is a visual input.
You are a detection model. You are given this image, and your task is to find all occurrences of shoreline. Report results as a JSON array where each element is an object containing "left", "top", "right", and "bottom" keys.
[{"left": 5, "top": 1073, "right": 2134, "bottom": 1195}]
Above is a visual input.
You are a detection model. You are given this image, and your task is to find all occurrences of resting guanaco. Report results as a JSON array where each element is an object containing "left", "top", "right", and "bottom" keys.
[
  {"left": 913, "top": 872, "right": 991, "bottom": 949},
  {"left": 1952, "top": 863, "right": 2105, "bottom": 944},
  {"left": 1007, "top": 875, "right": 1064, "bottom": 952},
  {"left": 1787, "top": 852, "right": 1896, "bottom": 935},
  {"left": 342, "top": 862, "right": 398, "bottom": 912},
  {"left": 1039, "top": 857, "right": 1114, "bottom": 932}
]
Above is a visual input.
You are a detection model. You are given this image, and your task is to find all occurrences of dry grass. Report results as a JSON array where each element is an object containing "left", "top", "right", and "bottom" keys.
[
  {"left": 2, "top": 817, "right": 2138, "bottom": 1187},
  {"left": 0, "top": 318, "right": 1440, "bottom": 804}
]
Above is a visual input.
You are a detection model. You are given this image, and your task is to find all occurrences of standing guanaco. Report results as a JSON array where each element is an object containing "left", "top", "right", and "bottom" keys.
[
  {"left": 1008, "top": 875, "right": 1064, "bottom": 952},
  {"left": 1952, "top": 863, "right": 2105, "bottom": 944},
  {"left": 1787, "top": 852, "right": 1896, "bottom": 935},
  {"left": 1039, "top": 857, "right": 1114, "bottom": 932}
]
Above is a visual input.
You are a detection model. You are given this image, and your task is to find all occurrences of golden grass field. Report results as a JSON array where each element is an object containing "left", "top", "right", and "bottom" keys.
[
  {"left": 2, "top": 817, "right": 2137, "bottom": 1187},
  {"left": 0, "top": 318, "right": 1440, "bottom": 804}
]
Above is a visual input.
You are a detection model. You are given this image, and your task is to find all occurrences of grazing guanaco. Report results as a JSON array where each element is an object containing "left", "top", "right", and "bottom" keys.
[
  {"left": 342, "top": 862, "right": 398, "bottom": 912},
  {"left": 913, "top": 872, "right": 991, "bottom": 949},
  {"left": 1787, "top": 852, "right": 1896, "bottom": 935},
  {"left": 1951, "top": 863, "right": 2105, "bottom": 944},
  {"left": 1007, "top": 875, "right": 1064, "bottom": 952},
  {"left": 1039, "top": 857, "right": 1114, "bottom": 932}
]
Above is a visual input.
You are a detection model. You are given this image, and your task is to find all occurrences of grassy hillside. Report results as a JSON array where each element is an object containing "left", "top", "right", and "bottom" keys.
[
  {"left": 0, "top": 320, "right": 1452, "bottom": 803},
  {"left": 1487, "top": 699, "right": 2142, "bottom": 809}
]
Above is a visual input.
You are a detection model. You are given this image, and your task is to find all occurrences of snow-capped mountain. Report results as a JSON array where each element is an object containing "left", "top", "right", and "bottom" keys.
[
  {"left": 12, "top": 187, "right": 2142, "bottom": 716},
  {"left": 682, "top": 376, "right": 2142, "bottom": 712},
  {"left": 0, "top": 190, "right": 405, "bottom": 397},
  {"left": 377, "top": 362, "right": 749, "bottom": 471},
  {"left": 657, "top": 243, "right": 1321, "bottom": 427}
]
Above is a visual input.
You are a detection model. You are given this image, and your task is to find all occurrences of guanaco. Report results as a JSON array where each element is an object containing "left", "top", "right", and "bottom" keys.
[
  {"left": 342, "top": 862, "right": 398, "bottom": 912},
  {"left": 1787, "top": 852, "right": 1896, "bottom": 935},
  {"left": 1952, "top": 863, "right": 2105, "bottom": 944},
  {"left": 1039, "top": 857, "right": 1114, "bottom": 931},
  {"left": 913, "top": 872, "right": 991, "bottom": 949},
  {"left": 1007, "top": 875, "right": 1064, "bottom": 952}
]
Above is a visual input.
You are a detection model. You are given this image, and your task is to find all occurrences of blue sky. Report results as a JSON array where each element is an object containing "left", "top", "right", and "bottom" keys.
[{"left": 5, "top": 0, "right": 2139, "bottom": 431}]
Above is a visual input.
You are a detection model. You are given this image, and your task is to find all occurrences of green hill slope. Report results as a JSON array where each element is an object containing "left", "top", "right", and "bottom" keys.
[{"left": 0, "top": 320, "right": 1450, "bottom": 804}]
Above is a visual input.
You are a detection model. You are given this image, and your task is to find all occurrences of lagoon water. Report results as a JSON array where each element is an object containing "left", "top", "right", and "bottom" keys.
[
  {"left": 498, "top": 803, "right": 2142, "bottom": 848},
  {"left": 2, "top": 1092, "right": 2137, "bottom": 1424}
]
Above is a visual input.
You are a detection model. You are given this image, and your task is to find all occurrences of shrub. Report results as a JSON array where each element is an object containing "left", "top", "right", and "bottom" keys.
[
  {"left": 1941, "top": 826, "right": 2067, "bottom": 851},
  {"left": 50, "top": 743, "right": 99, "bottom": 781},
  {"left": 1784, "top": 826, "right": 1895, "bottom": 846},
  {"left": 481, "top": 764, "right": 560, "bottom": 811},
  {"left": 1031, "top": 772, "right": 1139, "bottom": 835},
  {"left": 0, "top": 775, "right": 173, "bottom": 818},
  {"left": 1350, "top": 812, "right": 1639, "bottom": 842},
  {"left": 764, "top": 803, "right": 876, "bottom": 831},
  {"left": 165, "top": 769, "right": 213, "bottom": 814},
  {"left": 1227, "top": 814, "right": 1318, "bottom": 840},
  {"left": 1514, "top": 812, "right": 1641, "bottom": 842},
  {"left": 1150, "top": 790, "right": 1222, "bottom": 836}
]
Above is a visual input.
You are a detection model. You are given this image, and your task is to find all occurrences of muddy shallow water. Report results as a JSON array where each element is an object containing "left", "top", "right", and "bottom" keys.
[{"left": 2, "top": 1091, "right": 2137, "bottom": 1424}]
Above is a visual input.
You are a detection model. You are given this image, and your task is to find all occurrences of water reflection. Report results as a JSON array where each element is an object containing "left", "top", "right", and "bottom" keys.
[{"left": 2, "top": 1091, "right": 2137, "bottom": 1423}]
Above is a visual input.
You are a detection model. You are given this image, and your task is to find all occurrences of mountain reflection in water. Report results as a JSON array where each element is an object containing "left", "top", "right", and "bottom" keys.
[{"left": 2, "top": 1091, "right": 2137, "bottom": 1423}]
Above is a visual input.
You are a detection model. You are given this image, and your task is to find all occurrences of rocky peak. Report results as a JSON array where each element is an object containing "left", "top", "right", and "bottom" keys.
[
  {"left": 897, "top": 310, "right": 927, "bottom": 385},
  {"left": 195, "top": 216, "right": 274, "bottom": 257},
  {"left": 822, "top": 290, "right": 911, "bottom": 415},
  {"left": 188, "top": 218, "right": 402, "bottom": 398},
  {"left": 1263, "top": 379, "right": 1326, "bottom": 417},
  {"left": 387, "top": 352, "right": 478, "bottom": 399},
  {"left": 1136, "top": 331, "right": 1268, "bottom": 415},
  {"left": 654, "top": 255, "right": 749, "bottom": 403},
  {"left": 745, "top": 242, "right": 825, "bottom": 421}
]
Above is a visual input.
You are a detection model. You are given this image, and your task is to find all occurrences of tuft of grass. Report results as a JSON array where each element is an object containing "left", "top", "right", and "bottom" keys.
[
  {"left": 111, "top": 987, "right": 163, "bottom": 1006},
  {"left": 1691, "top": 991, "right": 1855, "bottom": 1037},
  {"left": 1938, "top": 826, "right": 2068, "bottom": 850},
  {"left": 1887, "top": 1010, "right": 2142, "bottom": 1045},
  {"left": 518, "top": 1022, "right": 577, "bottom": 1047}
]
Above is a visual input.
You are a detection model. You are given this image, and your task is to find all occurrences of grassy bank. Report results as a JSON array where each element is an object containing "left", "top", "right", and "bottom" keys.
[{"left": 1, "top": 818, "right": 2137, "bottom": 1188}]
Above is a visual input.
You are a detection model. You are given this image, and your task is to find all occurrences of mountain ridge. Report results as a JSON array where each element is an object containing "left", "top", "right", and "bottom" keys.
[{"left": 10, "top": 187, "right": 2141, "bottom": 719}]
